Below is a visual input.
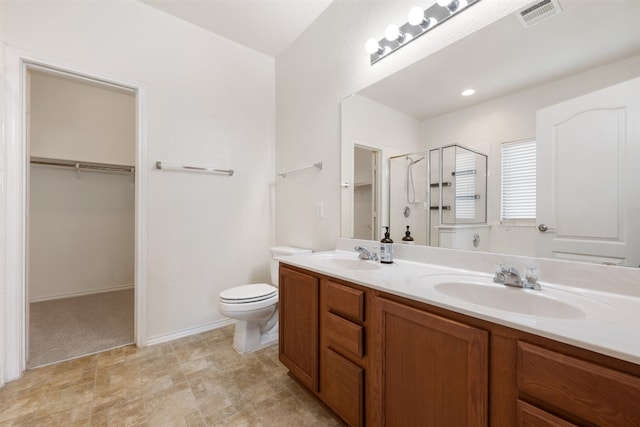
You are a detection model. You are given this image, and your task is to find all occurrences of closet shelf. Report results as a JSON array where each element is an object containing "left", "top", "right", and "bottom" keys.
[{"left": 30, "top": 157, "right": 135, "bottom": 173}]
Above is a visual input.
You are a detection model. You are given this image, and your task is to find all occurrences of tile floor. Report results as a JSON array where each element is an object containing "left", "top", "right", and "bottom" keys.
[{"left": 0, "top": 325, "right": 340, "bottom": 426}]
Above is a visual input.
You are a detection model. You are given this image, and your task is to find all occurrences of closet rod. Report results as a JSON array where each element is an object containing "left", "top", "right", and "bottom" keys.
[{"left": 30, "top": 157, "right": 135, "bottom": 173}]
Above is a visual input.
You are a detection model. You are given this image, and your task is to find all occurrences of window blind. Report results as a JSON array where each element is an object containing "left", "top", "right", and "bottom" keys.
[
  {"left": 455, "top": 151, "right": 476, "bottom": 220},
  {"left": 501, "top": 140, "right": 536, "bottom": 220}
]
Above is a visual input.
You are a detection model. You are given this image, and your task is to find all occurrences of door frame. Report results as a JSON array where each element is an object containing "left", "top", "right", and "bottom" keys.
[{"left": 2, "top": 47, "right": 148, "bottom": 382}]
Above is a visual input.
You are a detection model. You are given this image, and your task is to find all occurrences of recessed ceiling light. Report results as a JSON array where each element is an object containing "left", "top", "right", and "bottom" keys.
[{"left": 462, "top": 89, "right": 476, "bottom": 96}]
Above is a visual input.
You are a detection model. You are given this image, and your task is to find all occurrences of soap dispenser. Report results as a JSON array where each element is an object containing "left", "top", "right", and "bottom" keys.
[
  {"left": 380, "top": 226, "right": 394, "bottom": 264},
  {"left": 402, "top": 226, "right": 414, "bottom": 244}
]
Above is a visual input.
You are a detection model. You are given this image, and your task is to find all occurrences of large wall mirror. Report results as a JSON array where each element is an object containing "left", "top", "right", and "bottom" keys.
[{"left": 341, "top": 0, "right": 640, "bottom": 267}]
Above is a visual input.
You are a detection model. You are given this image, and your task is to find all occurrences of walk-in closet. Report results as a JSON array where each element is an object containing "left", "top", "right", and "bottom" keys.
[{"left": 27, "top": 68, "right": 136, "bottom": 368}]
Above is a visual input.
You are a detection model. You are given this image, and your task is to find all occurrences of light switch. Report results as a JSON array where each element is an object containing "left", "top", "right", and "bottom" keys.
[{"left": 316, "top": 202, "right": 324, "bottom": 218}]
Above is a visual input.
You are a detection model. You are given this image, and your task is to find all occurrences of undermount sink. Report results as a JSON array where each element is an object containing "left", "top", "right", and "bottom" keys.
[
  {"left": 309, "top": 253, "right": 381, "bottom": 271},
  {"left": 419, "top": 275, "right": 586, "bottom": 319}
]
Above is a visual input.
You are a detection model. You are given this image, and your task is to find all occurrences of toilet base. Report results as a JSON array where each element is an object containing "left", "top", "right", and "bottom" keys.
[{"left": 232, "top": 320, "right": 279, "bottom": 354}]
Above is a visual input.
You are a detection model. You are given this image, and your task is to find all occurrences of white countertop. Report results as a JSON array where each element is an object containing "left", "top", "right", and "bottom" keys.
[{"left": 278, "top": 248, "right": 640, "bottom": 365}]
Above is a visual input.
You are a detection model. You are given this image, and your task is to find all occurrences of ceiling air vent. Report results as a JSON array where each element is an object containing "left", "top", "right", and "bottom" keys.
[{"left": 517, "top": 0, "right": 562, "bottom": 28}]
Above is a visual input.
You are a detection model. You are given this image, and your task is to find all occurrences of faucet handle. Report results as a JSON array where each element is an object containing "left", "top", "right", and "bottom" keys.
[
  {"left": 524, "top": 266, "right": 541, "bottom": 290},
  {"left": 525, "top": 266, "right": 539, "bottom": 283},
  {"left": 493, "top": 263, "right": 506, "bottom": 283}
]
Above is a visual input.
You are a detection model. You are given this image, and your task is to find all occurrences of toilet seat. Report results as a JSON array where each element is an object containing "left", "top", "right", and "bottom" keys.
[{"left": 219, "top": 284, "right": 277, "bottom": 304}]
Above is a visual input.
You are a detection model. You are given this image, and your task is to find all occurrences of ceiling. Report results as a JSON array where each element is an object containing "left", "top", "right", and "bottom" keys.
[
  {"left": 359, "top": 0, "right": 640, "bottom": 120},
  {"left": 140, "top": 0, "right": 334, "bottom": 58}
]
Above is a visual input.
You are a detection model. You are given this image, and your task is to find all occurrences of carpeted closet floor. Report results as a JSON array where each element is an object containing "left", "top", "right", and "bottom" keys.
[{"left": 28, "top": 289, "right": 134, "bottom": 369}]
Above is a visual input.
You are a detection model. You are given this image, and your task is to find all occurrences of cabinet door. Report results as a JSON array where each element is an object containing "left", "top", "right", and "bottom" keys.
[
  {"left": 375, "top": 297, "right": 488, "bottom": 427},
  {"left": 279, "top": 267, "right": 319, "bottom": 391}
]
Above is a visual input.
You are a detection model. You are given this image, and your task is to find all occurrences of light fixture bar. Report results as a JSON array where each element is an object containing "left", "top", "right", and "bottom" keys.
[{"left": 367, "top": 0, "right": 482, "bottom": 65}]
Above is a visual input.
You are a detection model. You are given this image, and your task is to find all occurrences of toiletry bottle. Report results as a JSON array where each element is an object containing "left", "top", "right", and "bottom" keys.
[
  {"left": 380, "top": 226, "right": 394, "bottom": 264},
  {"left": 402, "top": 226, "right": 414, "bottom": 244}
]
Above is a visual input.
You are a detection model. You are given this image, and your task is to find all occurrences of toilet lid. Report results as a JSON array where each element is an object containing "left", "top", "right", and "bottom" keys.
[{"left": 220, "top": 284, "right": 277, "bottom": 303}]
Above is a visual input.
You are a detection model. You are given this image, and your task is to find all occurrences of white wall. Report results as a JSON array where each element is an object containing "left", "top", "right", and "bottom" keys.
[
  {"left": 1, "top": 0, "right": 275, "bottom": 363},
  {"left": 29, "top": 167, "right": 135, "bottom": 301},
  {"left": 276, "top": 0, "right": 530, "bottom": 251},
  {"left": 420, "top": 53, "right": 640, "bottom": 255},
  {"left": 29, "top": 70, "right": 135, "bottom": 165}
]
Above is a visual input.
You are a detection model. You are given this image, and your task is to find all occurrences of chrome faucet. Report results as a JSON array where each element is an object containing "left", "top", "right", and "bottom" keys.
[
  {"left": 493, "top": 264, "right": 541, "bottom": 290},
  {"left": 355, "top": 246, "right": 379, "bottom": 261}
]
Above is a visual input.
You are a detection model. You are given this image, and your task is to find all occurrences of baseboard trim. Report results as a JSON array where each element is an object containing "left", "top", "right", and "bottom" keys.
[
  {"left": 145, "top": 318, "right": 236, "bottom": 347},
  {"left": 30, "top": 285, "right": 135, "bottom": 303}
]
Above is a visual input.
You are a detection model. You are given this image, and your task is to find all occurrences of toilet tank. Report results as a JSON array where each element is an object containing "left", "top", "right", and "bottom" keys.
[{"left": 269, "top": 246, "right": 312, "bottom": 286}]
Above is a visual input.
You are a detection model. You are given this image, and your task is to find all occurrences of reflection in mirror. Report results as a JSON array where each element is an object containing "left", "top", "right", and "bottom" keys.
[
  {"left": 429, "top": 145, "right": 488, "bottom": 248},
  {"left": 341, "top": 0, "right": 640, "bottom": 267},
  {"left": 388, "top": 145, "right": 488, "bottom": 249},
  {"left": 353, "top": 146, "right": 380, "bottom": 240},
  {"left": 389, "top": 152, "right": 427, "bottom": 245}
]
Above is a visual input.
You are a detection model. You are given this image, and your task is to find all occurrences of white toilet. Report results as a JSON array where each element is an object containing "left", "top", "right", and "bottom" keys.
[{"left": 218, "top": 246, "right": 311, "bottom": 353}]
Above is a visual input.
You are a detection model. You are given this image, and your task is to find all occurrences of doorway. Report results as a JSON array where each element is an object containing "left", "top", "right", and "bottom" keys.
[
  {"left": 353, "top": 145, "right": 380, "bottom": 240},
  {"left": 26, "top": 66, "right": 136, "bottom": 368}
]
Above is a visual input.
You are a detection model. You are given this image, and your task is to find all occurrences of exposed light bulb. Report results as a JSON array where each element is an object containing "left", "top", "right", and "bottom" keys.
[
  {"left": 408, "top": 6, "right": 426, "bottom": 26},
  {"left": 365, "top": 38, "right": 382, "bottom": 55},
  {"left": 384, "top": 24, "right": 403, "bottom": 42},
  {"left": 437, "top": 0, "right": 459, "bottom": 11},
  {"left": 461, "top": 88, "right": 476, "bottom": 96}
]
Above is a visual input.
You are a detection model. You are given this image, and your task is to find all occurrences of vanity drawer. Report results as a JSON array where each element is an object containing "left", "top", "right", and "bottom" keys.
[
  {"left": 321, "top": 348, "right": 364, "bottom": 427},
  {"left": 325, "top": 312, "right": 364, "bottom": 358},
  {"left": 517, "top": 400, "right": 577, "bottom": 427},
  {"left": 517, "top": 341, "right": 640, "bottom": 426},
  {"left": 326, "top": 280, "right": 364, "bottom": 322}
]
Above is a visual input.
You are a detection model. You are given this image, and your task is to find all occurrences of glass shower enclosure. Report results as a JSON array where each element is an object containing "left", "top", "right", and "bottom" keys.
[{"left": 389, "top": 144, "right": 487, "bottom": 248}]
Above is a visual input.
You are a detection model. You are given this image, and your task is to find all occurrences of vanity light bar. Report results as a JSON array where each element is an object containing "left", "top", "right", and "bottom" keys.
[{"left": 366, "top": 0, "right": 483, "bottom": 65}]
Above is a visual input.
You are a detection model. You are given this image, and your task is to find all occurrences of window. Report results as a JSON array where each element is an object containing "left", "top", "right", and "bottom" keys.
[{"left": 501, "top": 140, "right": 536, "bottom": 221}]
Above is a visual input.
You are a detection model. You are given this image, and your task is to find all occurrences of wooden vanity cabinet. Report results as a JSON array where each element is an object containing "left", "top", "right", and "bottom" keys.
[
  {"left": 319, "top": 278, "right": 369, "bottom": 427},
  {"left": 515, "top": 341, "right": 640, "bottom": 426},
  {"left": 278, "top": 266, "right": 319, "bottom": 391},
  {"left": 279, "top": 265, "right": 640, "bottom": 427},
  {"left": 279, "top": 266, "right": 371, "bottom": 427},
  {"left": 373, "top": 296, "right": 489, "bottom": 426},
  {"left": 516, "top": 400, "right": 579, "bottom": 427}
]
